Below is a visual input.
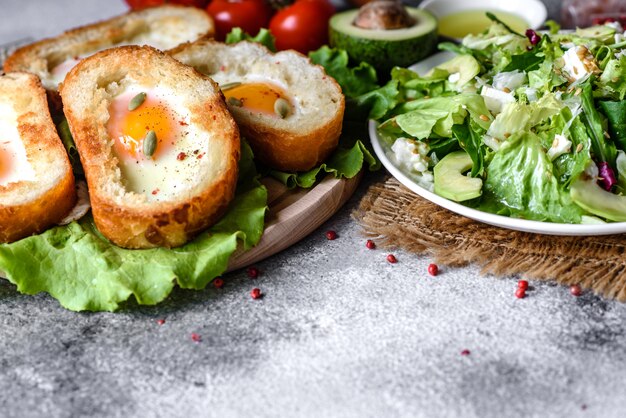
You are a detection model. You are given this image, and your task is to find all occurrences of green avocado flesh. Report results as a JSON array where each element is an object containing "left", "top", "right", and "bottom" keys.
[
  {"left": 329, "top": 8, "right": 438, "bottom": 73},
  {"left": 430, "top": 55, "right": 481, "bottom": 86},
  {"left": 434, "top": 151, "right": 482, "bottom": 202},
  {"left": 570, "top": 174, "right": 626, "bottom": 221}
]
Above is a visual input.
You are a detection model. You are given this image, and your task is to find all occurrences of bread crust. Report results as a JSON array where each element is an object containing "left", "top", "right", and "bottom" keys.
[
  {"left": 4, "top": 5, "right": 214, "bottom": 92},
  {"left": 170, "top": 40, "right": 345, "bottom": 172},
  {"left": 0, "top": 73, "right": 76, "bottom": 243},
  {"left": 60, "top": 46, "right": 240, "bottom": 249}
]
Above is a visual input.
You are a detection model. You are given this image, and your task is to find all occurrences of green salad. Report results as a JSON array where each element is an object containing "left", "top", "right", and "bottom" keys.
[{"left": 373, "top": 18, "right": 626, "bottom": 224}]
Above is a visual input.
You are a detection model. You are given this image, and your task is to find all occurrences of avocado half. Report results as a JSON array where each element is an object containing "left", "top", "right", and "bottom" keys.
[{"left": 329, "top": 8, "right": 438, "bottom": 74}]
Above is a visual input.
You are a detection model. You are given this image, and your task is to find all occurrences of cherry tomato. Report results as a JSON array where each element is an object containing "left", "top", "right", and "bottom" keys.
[
  {"left": 269, "top": 0, "right": 334, "bottom": 54},
  {"left": 207, "top": 0, "right": 274, "bottom": 41},
  {"left": 125, "top": 0, "right": 209, "bottom": 10}
]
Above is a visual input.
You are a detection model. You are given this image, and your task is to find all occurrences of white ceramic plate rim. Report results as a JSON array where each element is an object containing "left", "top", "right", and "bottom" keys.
[{"left": 369, "top": 52, "right": 626, "bottom": 236}]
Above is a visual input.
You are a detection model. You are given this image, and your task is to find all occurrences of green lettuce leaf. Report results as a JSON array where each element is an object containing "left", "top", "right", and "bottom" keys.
[
  {"left": 387, "top": 94, "right": 492, "bottom": 140},
  {"left": 0, "top": 142, "right": 267, "bottom": 312},
  {"left": 269, "top": 131, "right": 380, "bottom": 188},
  {"left": 309, "top": 46, "right": 379, "bottom": 98},
  {"left": 225, "top": 28, "right": 276, "bottom": 51},
  {"left": 481, "top": 131, "right": 584, "bottom": 223}
]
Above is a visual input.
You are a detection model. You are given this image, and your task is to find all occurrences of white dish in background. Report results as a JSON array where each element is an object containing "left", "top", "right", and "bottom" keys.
[
  {"left": 369, "top": 51, "right": 626, "bottom": 236},
  {"left": 420, "top": 0, "right": 547, "bottom": 39}
]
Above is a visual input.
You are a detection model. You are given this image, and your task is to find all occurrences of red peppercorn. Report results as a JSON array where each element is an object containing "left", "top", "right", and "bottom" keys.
[
  {"left": 460, "top": 349, "right": 471, "bottom": 356},
  {"left": 518, "top": 280, "right": 529, "bottom": 291},
  {"left": 387, "top": 254, "right": 397, "bottom": 263},
  {"left": 428, "top": 263, "right": 439, "bottom": 276},
  {"left": 247, "top": 267, "right": 259, "bottom": 279},
  {"left": 213, "top": 278, "right": 224, "bottom": 289},
  {"left": 177, "top": 152, "right": 187, "bottom": 161},
  {"left": 251, "top": 288, "right": 262, "bottom": 299},
  {"left": 570, "top": 284, "right": 582, "bottom": 297},
  {"left": 515, "top": 288, "right": 526, "bottom": 299},
  {"left": 191, "top": 333, "right": 201, "bottom": 342},
  {"left": 156, "top": 319, "right": 165, "bottom": 325},
  {"left": 326, "top": 230, "right": 337, "bottom": 240},
  {"left": 366, "top": 239, "right": 376, "bottom": 249}
]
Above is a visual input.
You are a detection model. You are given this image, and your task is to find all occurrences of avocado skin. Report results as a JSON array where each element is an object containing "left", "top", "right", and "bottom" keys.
[
  {"left": 329, "top": 9, "right": 438, "bottom": 74},
  {"left": 434, "top": 151, "right": 483, "bottom": 202}
]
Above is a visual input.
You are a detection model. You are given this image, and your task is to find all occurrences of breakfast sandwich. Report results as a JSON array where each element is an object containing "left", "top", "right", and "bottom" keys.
[
  {"left": 170, "top": 39, "right": 345, "bottom": 171},
  {"left": 0, "top": 72, "right": 76, "bottom": 243},
  {"left": 59, "top": 46, "right": 240, "bottom": 249}
]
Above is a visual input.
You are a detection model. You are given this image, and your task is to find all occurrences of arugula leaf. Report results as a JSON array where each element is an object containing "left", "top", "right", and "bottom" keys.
[
  {"left": 600, "top": 100, "right": 626, "bottom": 152},
  {"left": 486, "top": 12, "right": 524, "bottom": 37},
  {"left": 452, "top": 119, "right": 485, "bottom": 177},
  {"left": 0, "top": 142, "right": 268, "bottom": 312},
  {"left": 580, "top": 81, "right": 617, "bottom": 165},
  {"left": 225, "top": 28, "right": 276, "bottom": 51},
  {"left": 502, "top": 51, "right": 543, "bottom": 72}
]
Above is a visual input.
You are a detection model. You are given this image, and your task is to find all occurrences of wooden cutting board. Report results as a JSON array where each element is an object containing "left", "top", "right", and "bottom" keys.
[
  {"left": 0, "top": 174, "right": 361, "bottom": 279},
  {"left": 227, "top": 173, "right": 362, "bottom": 271}
]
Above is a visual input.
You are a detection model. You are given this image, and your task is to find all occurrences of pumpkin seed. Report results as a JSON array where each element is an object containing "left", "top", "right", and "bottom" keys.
[
  {"left": 228, "top": 97, "right": 243, "bottom": 107},
  {"left": 128, "top": 92, "right": 147, "bottom": 111},
  {"left": 143, "top": 130, "right": 157, "bottom": 158},
  {"left": 220, "top": 82, "right": 241, "bottom": 91},
  {"left": 274, "top": 98, "right": 291, "bottom": 119}
]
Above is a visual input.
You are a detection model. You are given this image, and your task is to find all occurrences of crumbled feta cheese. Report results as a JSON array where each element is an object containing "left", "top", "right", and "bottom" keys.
[
  {"left": 481, "top": 86, "right": 515, "bottom": 114},
  {"left": 389, "top": 138, "right": 434, "bottom": 190},
  {"left": 448, "top": 72, "right": 461, "bottom": 83},
  {"left": 605, "top": 21, "right": 624, "bottom": 33},
  {"left": 562, "top": 46, "right": 597, "bottom": 82},
  {"left": 390, "top": 137, "right": 430, "bottom": 174},
  {"left": 547, "top": 134, "right": 573, "bottom": 160},
  {"left": 492, "top": 70, "right": 527, "bottom": 92}
]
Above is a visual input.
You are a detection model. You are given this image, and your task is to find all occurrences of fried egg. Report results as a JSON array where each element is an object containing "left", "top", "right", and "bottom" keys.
[
  {"left": 107, "top": 85, "right": 206, "bottom": 202},
  {"left": 0, "top": 102, "right": 36, "bottom": 186},
  {"left": 221, "top": 79, "right": 293, "bottom": 117}
]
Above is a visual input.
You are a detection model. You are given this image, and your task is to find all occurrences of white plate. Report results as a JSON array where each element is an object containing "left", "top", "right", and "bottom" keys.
[{"left": 369, "top": 52, "right": 626, "bottom": 236}]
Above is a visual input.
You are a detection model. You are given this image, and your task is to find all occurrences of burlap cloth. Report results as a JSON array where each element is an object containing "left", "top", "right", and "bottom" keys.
[{"left": 354, "top": 177, "right": 626, "bottom": 302}]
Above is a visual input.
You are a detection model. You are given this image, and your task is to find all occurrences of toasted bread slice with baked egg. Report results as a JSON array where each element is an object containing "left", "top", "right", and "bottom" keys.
[
  {"left": 0, "top": 73, "right": 76, "bottom": 243},
  {"left": 4, "top": 5, "right": 214, "bottom": 93},
  {"left": 170, "top": 40, "right": 345, "bottom": 172},
  {"left": 60, "top": 46, "right": 239, "bottom": 249}
]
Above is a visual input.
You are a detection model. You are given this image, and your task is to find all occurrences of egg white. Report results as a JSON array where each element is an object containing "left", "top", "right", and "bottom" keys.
[
  {"left": 0, "top": 101, "right": 36, "bottom": 186},
  {"left": 108, "top": 85, "right": 209, "bottom": 203}
]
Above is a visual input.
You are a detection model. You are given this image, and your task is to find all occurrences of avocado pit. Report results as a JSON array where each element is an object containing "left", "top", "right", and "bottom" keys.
[{"left": 353, "top": 0, "right": 416, "bottom": 30}]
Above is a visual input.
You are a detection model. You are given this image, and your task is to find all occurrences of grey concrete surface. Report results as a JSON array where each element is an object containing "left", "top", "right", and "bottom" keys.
[{"left": 5, "top": 1, "right": 626, "bottom": 418}]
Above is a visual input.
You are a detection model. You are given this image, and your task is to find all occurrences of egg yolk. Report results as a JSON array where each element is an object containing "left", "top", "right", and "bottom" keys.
[
  {"left": 223, "top": 83, "right": 291, "bottom": 115},
  {"left": 108, "top": 95, "right": 178, "bottom": 161},
  {"left": 0, "top": 147, "right": 12, "bottom": 184}
]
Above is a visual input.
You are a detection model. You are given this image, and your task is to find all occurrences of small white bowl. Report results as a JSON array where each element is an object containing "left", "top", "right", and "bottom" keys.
[{"left": 420, "top": 0, "right": 547, "bottom": 38}]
